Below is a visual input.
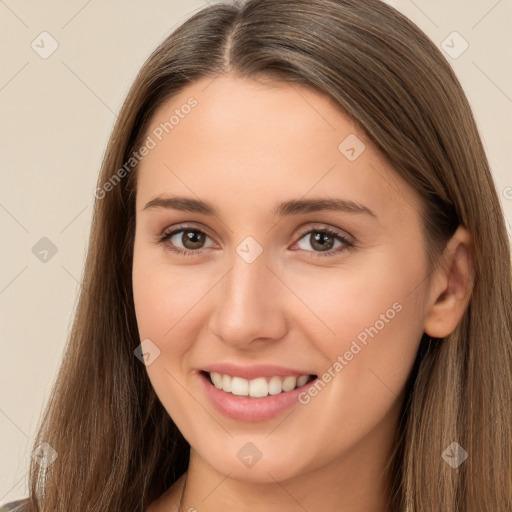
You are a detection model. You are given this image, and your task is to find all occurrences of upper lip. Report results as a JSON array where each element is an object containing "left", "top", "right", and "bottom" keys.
[{"left": 200, "top": 363, "right": 316, "bottom": 380}]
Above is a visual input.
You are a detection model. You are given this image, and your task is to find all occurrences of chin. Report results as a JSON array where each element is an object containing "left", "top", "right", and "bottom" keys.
[{"left": 197, "top": 443, "right": 314, "bottom": 484}]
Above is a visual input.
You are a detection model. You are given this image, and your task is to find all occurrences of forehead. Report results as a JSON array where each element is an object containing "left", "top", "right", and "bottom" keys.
[{"left": 135, "top": 74, "right": 421, "bottom": 225}]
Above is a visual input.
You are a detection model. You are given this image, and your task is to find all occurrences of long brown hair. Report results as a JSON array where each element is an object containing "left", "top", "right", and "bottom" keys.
[{"left": 23, "top": 0, "right": 512, "bottom": 510}]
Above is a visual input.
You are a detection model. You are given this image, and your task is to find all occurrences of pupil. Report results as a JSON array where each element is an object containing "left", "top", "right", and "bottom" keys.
[
  {"left": 183, "top": 230, "right": 205, "bottom": 249},
  {"left": 179, "top": 231, "right": 335, "bottom": 252},
  {"left": 311, "top": 232, "right": 333, "bottom": 251}
]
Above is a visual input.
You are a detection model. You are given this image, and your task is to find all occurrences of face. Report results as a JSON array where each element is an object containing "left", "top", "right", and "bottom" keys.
[{"left": 132, "top": 74, "right": 431, "bottom": 483}]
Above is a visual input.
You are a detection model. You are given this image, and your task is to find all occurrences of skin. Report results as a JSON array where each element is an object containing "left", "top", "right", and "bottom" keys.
[{"left": 132, "top": 74, "right": 473, "bottom": 512}]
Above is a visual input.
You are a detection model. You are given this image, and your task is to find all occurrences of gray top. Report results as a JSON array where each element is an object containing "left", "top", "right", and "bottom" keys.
[{"left": 0, "top": 500, "right": 29, "bottom": 512}]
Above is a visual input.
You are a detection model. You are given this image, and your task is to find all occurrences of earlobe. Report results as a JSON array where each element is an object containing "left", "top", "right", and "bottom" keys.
[{"left": 423, "top": 226, "right": 474, "bottom": 339}]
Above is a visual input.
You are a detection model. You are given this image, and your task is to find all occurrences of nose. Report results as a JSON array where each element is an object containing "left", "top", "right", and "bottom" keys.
[{"left": 208, "top": 246, "right": 288, "bottom": 350}]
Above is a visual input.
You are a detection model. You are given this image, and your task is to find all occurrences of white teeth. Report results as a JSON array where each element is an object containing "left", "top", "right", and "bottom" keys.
[
  {"left": 297, "top": 375, "right": 309, "bottom": 387},
  {"left": 249, "top": 377, "right": 268, "bottom": 398},
  {"left": 210, "top": 372, "right": 223, "bottom": 389},
  {"left": 268, "top": 376, "right": 282, "bottom": 395},
  {"left": 282, "top": 376, "right": 297, "bottom": 392},
  {"left": 207, "top": 372, "right": 313, "bottom": 397},
  {"left": 222, "top": 373, "right": 232, "bottom": 392},
  {"left": 231, "top": 376, "right": 249, "bottom": 396}
]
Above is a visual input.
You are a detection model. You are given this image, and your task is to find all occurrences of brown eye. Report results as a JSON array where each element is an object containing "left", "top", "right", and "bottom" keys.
[
  {"left": 308, "top": 232, "right": 336, "bottom": 251},
  {"left": 159, "top": 227, "right": 214, "bottom": 256},
  {"left": 295, "top": 228, "right": 353, "bottom": 257},
  {"left": 179, "top": 230, "right": 206, "bottom": 250}
]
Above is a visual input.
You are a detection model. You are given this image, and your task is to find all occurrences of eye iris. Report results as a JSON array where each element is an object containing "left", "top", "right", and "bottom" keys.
[
  {"left": 183, "top": 230, "right": 205, "bottom": 249},
  {"left": 311, "top": 232, "right": 334, "bottom": 251},
  {"left": 171, "top": 229, "right": 341, "bottom": 253}
]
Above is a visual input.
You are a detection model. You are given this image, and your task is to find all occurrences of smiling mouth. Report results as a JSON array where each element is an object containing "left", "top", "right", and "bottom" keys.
[{"left": 201, "top": 370, "right": 317, "bottom": 398}]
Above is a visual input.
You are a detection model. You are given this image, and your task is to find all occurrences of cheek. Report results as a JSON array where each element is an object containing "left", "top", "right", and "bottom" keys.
[
  {"left": 288, "top": 248, "right": 426, "bottom": 353},
  {"left": 286, "top": 251, "right": 426, "bottom": 439},
  {"left": 299, "top": 306, "right": 422, "bottom": 456},
  {"left": 132, "top": 243, "right": 210, "bottom": 344},
  {"left": 132, "top": 248, "right": 212, "bottom": 436}
]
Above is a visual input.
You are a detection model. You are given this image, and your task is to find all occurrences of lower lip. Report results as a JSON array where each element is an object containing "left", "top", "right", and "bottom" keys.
[{"left": 199, "top": 372, "right": 316, "bottom": 422}]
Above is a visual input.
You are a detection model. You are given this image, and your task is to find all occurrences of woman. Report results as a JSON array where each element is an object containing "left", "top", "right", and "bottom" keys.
[{"left": 3, "top": 0, "right": 511, "bottom": 510}]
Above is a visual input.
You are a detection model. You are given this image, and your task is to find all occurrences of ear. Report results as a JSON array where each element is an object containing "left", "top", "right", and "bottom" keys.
[{"left": 423, "top": 226, "right": 474, "bottom": 338}]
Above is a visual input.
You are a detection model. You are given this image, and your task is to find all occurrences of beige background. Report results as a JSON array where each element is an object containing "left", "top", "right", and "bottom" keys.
[{"left": 1, "top": 0, "right": 511, "bottom": 504}]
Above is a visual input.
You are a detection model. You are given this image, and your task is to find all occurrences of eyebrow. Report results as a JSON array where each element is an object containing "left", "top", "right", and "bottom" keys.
[{"left": 143, "top": 196, "right": 377, "bottom": 218}]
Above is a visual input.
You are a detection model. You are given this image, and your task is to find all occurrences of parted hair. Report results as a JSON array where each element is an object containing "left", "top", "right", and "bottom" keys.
[{"left": 13, "top": 0, "right": 512, "bottom": 510}]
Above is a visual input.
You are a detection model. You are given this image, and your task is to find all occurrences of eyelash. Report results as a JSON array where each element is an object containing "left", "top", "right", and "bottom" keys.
[
  {"left": 157, "top": 225, "right": 355, "bottom": 258},
  {"left": 157, "top": 224, "right": 355, "bottom": 258}
]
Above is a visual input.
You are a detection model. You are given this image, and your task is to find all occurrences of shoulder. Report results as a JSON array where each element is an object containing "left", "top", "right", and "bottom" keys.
[{"left": 0, "top": 499, "right": 30, "bottom": 512}]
